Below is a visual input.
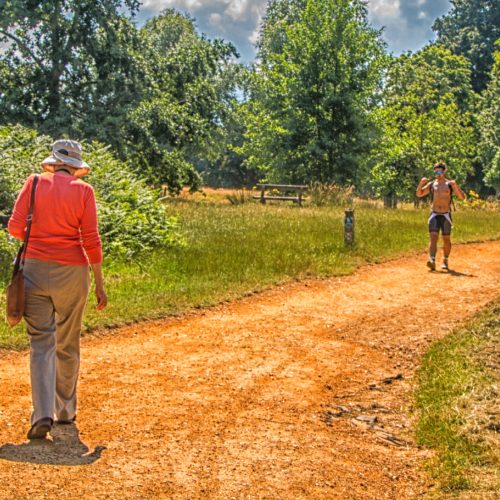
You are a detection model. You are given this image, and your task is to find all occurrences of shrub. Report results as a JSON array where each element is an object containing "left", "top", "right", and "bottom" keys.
[
  {"left": 0, "top": 125, "right": 50, "bottom": 217},
  {"left": 0, "top": 229, "right": 17, "bottom": 283},
  {"left": 225, "top": 190, "right": 253, "bottom": 205},
  {"left": 308, "top": 182, "right": 354, "bottom": 207},
  {"left": 0, "top": 125, "right": 181, "bottom": 260},
  {"left": 84, "top": 142, "right": 182, "bottom": 258}
]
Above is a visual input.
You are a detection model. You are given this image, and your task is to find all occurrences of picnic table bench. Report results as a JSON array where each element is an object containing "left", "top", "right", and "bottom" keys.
[{"left": 253, "top": 184, "right": 308, "bottom": 206}]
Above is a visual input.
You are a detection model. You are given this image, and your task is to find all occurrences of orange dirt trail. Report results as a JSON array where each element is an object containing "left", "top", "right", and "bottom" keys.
[{"left": 0, "top": 242, "right": 499, "bottom": 498}]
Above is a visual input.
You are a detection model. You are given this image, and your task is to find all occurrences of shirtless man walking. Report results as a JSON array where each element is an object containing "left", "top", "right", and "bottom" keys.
[{"left": 416, "top": 162, "right": 465, "bottom": 271}]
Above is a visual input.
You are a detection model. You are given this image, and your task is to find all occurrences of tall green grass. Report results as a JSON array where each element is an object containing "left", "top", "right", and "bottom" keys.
[
  {"left": 415, "top": 299, "right": 499, "bottom": 494},
  {"left": 1, "top": 201, "right": 499, "bottom": 349}
]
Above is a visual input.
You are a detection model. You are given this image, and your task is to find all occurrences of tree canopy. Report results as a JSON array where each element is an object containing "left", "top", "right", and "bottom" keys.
[
  {"left": 370, "top": 46, "right": 476, "bottom": 201},
  {"left": 0, "top": 0, "right": 142, "bottom": 136},
  {"left": 0, "top": 3, "right": 241, "bottom": 192},
  {"left": 433, "top": 0, "right": 500, "bottom": 92},
  {"left": 238, "top": 0, "right": 386, "bottom": 186},
  {"left": 0, "top": 0, "right": 497, "bottom": 197},
  {"left": 478, "top": 42, "right": 500, "bottom": 194}
]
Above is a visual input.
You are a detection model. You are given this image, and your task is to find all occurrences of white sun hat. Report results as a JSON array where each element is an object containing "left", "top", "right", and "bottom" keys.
[{"left": 41, "top": 139, "right": 90, "bottom": 177}]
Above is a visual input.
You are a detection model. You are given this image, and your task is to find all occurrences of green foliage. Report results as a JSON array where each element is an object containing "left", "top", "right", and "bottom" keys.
[
  {"left": 202, "top": 96, "right": 262, "bottom": 188},
  {"left": 0, "top": 3, "right": 243, "bottom": 193},
  {"left": 416, "top": 299, "right": 500, "bottom": 493},
  {"left": 0, "top": 0, "right": 142, "bottom": 137},
  {"left": 370, "top": 47, "right": 476, "bottom": 200},
  {"left": 478, "top": 43, "right": 500, "bottom": 195},
  {"left": 0, "top": 125, "right": 50, "bottom": 217},
  {"left": 0, "top": 229, "right": 17, "bottom": 282},
  {"left": 383, "top": 46, "right": 476, "bottom": 113},
  {"left": 123, "top": 9, "right": 241, "bottom": 193},
  {"left": 433, "top": 0, "right": 500, "bottom": 91},
  {"left": 238, "top": 0, "right": 386, "bottom": 186},
  {"left": 0, "top": 124, "right": 181, "bottom": 259},
  {"left": 84, "top": 143, "right": 182, "bottom": 258},
  {"left": 257, "top": 0, "right": 306, "bottom": 64}
]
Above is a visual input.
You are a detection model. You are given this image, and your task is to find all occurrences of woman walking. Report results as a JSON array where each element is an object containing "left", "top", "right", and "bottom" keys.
[{"left": 8, "top": 139, "right": 107, "bottom": 439}]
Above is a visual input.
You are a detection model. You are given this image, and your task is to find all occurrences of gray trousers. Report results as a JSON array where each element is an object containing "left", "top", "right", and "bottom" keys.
[{"left": 23, "top": 259, "right": 90, "bottom": 424}]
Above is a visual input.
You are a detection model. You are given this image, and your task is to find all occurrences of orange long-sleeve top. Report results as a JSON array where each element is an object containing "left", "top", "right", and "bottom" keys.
[{"left": 8, "top": 172, "right": 103, "bottom": 265}]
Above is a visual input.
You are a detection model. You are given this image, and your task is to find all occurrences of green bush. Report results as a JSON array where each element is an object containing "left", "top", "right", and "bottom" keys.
[
  {"left": 0, "top": 125, "right": 49, "bottom": 217},
  {"left": 0, "top": 229, "right": 17, "bottom": 283},
  {"left": 0, "top": 124, "right": 181, "bottom": 261},
  {"left": 84, "top": 142, "right": 183, "bottom": 258}
]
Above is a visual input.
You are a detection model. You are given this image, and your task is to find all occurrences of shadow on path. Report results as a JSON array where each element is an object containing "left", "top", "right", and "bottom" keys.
[
  {"left": 0, "top": 423, "right": 106, "bottom": 465},
  {"left": 446, "top": 268, "right": 477, "bottom": 278}
]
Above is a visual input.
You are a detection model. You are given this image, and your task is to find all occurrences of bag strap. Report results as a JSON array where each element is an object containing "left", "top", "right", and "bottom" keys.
[
  {"left": 446, "top": 181, "right": 456, "bottom": 212},
  {"left": 16, "top": 174, "right": 40, "bottom": 271}
]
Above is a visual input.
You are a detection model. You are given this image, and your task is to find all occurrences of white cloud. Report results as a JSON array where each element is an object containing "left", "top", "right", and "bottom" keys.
[
  {"left": 367, "top": 0, "right": 401, "bottom": 19},
  {"left": 208, "top": 12, "right": 222, "bottom": 26},
  {"left": 137, "top": 0, "right": 451, "bottom": 62},
  {"left": 248, "top": 27, "right": 259, "bottom": 46}
]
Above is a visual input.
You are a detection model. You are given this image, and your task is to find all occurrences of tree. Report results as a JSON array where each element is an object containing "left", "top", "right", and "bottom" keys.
[
  {"left": 0, "top": 0, "right": 143, "bottom": 139},
  {"left": 122, "top": 9, "right": 241, "bottom": 192},
  {"left": 0, "top": 4, "right": 242, "bottom": 193},
  {"left": 238, "top": 0, "right": 386, "bottom": 186},
  {"left": 433, "top": 0, "right": 500, "bottom": 92},
  {"left": 370, "top": 46, "right": 476, "bottom": 202},
  {"left": 371, "top": 102, "right": 475, "bottom": 202},
  {"left": 383, "top": 46, "right": 476, "bottom": 113},
  {"left": 257, "top": 0, "right": 306, "bottom": 64},
  {"left": 478, "top": 42, "right": 500, "bottom": 195},
  {"left": 202, "top": 99, "right": 262, "bottom": 188}
]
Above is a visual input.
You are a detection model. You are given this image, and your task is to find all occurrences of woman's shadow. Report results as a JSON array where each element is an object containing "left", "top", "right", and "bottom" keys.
[{"left": 0, "top": 422, "right": 106, "bottom": 465}]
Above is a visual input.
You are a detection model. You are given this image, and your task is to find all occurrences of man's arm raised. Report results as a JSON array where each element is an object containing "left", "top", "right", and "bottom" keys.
[
  {"left": 449, "top": 180, "right": 466, "bottom": 200},
  {"left": 416, "top": 177, "right": 432, "bottom": 198}
]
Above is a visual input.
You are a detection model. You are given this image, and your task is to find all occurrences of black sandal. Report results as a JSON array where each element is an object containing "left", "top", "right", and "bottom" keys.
[
  {"left": 55, "top": 415, "right": 76, "bottom": 425},
  {"left": 27, "top": 417, "right": 53, "bottom": 440}
]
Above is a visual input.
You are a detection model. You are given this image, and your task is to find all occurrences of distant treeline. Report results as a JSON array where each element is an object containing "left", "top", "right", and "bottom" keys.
[{"left": 0, "top": 0, "right": 498, "bottom": 198}]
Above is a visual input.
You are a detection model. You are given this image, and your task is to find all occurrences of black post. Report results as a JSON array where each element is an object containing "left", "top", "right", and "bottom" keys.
[{"left": 344, "top": 209, "right": 355, "bottom": 245}]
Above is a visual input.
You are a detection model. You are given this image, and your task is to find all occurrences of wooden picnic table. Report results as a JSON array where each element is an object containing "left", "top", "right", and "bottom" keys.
[{"left": 253, "top": 184, "right": 308, "bottom": 206}]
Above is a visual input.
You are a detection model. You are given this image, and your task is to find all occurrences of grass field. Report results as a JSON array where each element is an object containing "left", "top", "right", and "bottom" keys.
[
  {"left": 415, "top": 298, "right": 499, "bottom": 494},
  {"left": 1, "top": 193, "right": 499, "bottom": 349}
]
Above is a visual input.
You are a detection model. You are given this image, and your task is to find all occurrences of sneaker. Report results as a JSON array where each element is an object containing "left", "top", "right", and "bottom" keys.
[
  {"left": 27, "top": 417, "right": 53, "bottom": 440},
  {"left": 441, "top": 260, "right": 449, "bottom": 271},
  {"left": 427, "top": 259, "right": 436, "bottom": 271}
]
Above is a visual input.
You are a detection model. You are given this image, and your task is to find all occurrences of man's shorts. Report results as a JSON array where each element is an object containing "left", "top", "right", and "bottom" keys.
[{"left": 428, "top": 213, "right": 452, "bottom": 235}]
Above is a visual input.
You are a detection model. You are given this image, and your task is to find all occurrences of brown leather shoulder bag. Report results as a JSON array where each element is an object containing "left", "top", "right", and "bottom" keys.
[{"left": 6, "top": 174, "right": 39, "bottom": 327}]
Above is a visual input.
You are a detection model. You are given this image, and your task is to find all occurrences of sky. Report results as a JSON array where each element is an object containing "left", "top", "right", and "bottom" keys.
[{"left": 137, "top": 0, "right": 453, "bottom": 63}]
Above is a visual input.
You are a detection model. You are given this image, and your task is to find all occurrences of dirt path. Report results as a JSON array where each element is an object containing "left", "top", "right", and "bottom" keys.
[{"left": 0, "top": 242, "right": 499, "bottom": 499}]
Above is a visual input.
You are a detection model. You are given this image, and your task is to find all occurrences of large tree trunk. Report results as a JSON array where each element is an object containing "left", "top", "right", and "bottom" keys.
[
  {"left": 384, "top": 194, "right": 397, "bottom": 208},
  {"left": 46, "top": 1, "right": 64, "bottom": 128}
]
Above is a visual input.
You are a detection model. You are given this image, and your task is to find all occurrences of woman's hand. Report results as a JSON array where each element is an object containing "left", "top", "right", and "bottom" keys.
[
  {"left": 90, "top": 262, "right": 107, "bottom": 310},
  {"left": 95, "top": 286, "right": 108, "bottom": 311}
]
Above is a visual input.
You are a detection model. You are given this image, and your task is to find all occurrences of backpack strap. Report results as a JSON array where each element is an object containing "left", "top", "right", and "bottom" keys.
[{"left": 446, "top": 181, "right": 455, "bottom": 212}]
